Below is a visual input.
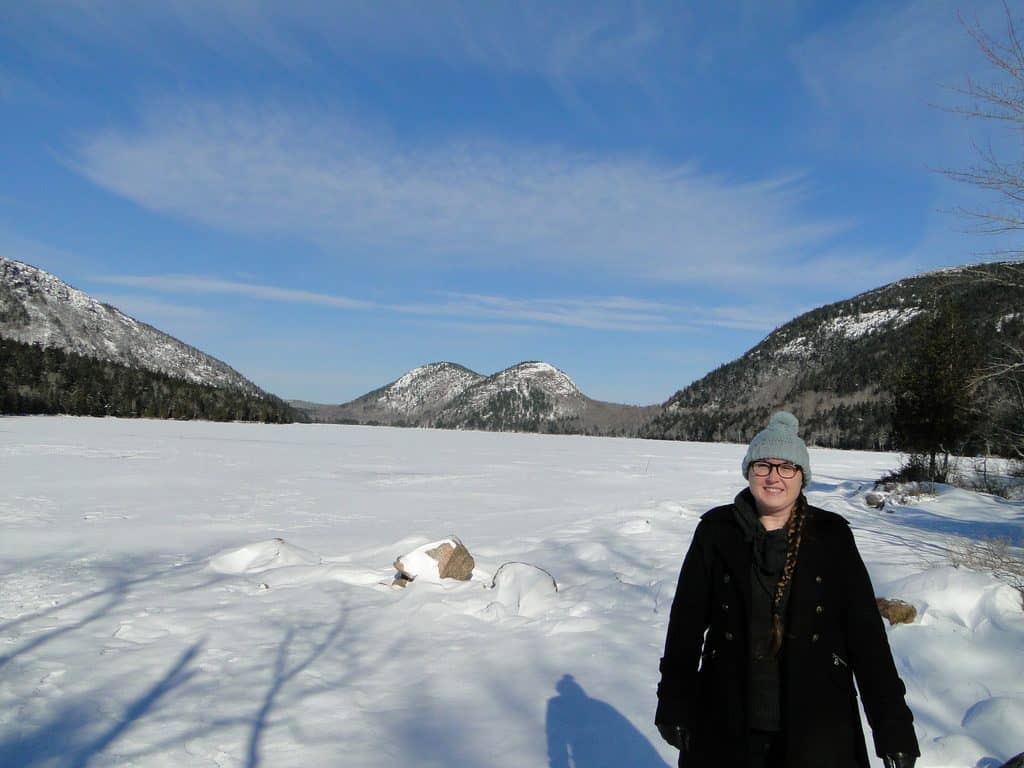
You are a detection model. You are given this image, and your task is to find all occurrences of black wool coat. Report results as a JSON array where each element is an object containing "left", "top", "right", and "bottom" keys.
[{"left": 655, "top": 498, "right": 919, "bottom": 768}]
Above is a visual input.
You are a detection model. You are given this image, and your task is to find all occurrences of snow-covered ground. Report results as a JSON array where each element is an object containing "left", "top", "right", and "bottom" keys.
[{"left": 1, "top": 417, "right": 1022, "bottom": 768}]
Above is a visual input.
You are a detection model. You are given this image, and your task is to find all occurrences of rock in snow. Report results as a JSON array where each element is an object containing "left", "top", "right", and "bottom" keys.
[
  {"left": 876, "top": 597, "right": 917, "bottom": 625},
  {"left": 393, "top": 536, "right": 475, "bottom": 586}
]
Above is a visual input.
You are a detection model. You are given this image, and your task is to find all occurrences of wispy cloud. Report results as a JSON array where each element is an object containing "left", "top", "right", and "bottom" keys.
[
  {"left": 75, "top": 100, "right": 859, "bottom": 289},
  {"left": 399, "top": 293, "right": 697, "bottom": 333},
  {"left": 93, "top": 272, "right": 792, "bottom": 333},
  {"left": 791, "top": 0, "right": 1007, "bottom": 163},
  {"left": 94, "top": 293, "right": 215, "bottom": 322},
  {"left": 96, "top": 273, "right": 375, "bottom": 309},
  {"left": 8, "top": 1, "right": 670, "bottom": 84}
]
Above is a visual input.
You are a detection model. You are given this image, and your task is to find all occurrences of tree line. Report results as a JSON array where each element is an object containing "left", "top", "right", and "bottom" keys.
[{"left": 0, "top": 337, "right": 300, "bottom": 423}]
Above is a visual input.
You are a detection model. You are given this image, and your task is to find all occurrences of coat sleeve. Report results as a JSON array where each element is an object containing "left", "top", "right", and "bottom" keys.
[
  {"left": 655, "top": 520, "right": 713, "bottom": 728},
  {"left": 838, "top": 524, "right": 920, "bottom": 758}
]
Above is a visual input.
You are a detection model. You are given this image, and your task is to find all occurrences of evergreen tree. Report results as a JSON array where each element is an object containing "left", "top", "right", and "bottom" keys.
[{"left": 889, "top": 302, "right": 981, "bottom": 481}]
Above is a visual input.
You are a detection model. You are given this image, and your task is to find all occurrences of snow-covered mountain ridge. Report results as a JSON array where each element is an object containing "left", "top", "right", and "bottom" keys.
[
  {"left": 643, "top": 261, "right": 1024, "bottom": 448},
  {"left": 374, "top": 362, "right": 484, "bottom": 416},
  {"left": 293, "top": 360, "right": 655, "bottom": 435},
  {"left": 0, "top": 258, "right": 263, "bottom": 394},
  {"left": 433, "top": 361, "right": 586, "bottom": 430}
]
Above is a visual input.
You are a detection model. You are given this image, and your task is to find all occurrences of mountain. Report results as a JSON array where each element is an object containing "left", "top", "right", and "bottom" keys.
[
  {"left": 641, "top": 261, "right": 1024, "bottom": 451},
  {"left": 294, "top": 362, "right": 484, "bottom": 426},
  {"left": 434, "top": 361, "right": 586, "bottom": 431},
  {"left": 294, "top": 360, "right": 658, "bottom": 435},
  {"left": 1, "top": 258, "right": 298, "bottom": 422},
  {"left": 0, "top": 258, "right": 263, "bottom": 394}
]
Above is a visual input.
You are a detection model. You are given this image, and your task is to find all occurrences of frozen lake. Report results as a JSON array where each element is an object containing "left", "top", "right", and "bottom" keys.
[{"left": 1, "top": 417, "right": 1022, "bottom": 767}]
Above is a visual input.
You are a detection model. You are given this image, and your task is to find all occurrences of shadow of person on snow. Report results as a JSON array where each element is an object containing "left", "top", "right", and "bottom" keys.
[{"left": 545, "top": 674, "right": 669, "bottom": 768}]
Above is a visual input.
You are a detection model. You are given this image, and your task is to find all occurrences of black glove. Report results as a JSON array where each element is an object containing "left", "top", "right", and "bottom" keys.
[
  {"left": 656, "top": 722, "right": 690, "bottom": 751},
  {"left": 882, "top": 754, "right": 915, "bottom": 768}
]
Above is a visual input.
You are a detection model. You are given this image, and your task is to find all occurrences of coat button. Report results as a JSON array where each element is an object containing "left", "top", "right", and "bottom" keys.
[
  {"left": 815, "top": 575, "right": 823, "bottom": 584},
  {"left": 724, "top": 632, "right": 733, "bottom": 640},
  {"left": 815, "top": 605, "right": 824, "bottom": 614},
  {"left": 811, "top": 633, "right": 820, "bottom": 642}
]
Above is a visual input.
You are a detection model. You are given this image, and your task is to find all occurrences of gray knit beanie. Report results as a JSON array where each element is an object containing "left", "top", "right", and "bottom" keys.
[{"left": 741, "top": 411, "right": 811, "bottom": 483}]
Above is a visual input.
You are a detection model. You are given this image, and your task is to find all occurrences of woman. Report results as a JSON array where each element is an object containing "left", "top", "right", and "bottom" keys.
[{"left": 655, "top": 412, "right": 919, "bottom": 768}]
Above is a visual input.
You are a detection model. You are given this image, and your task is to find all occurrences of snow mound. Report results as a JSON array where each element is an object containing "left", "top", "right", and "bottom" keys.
[
  {"left": 209, "top": 538, "right": 322, "bottom": 574},
  {"left": 618, "top": 519, "right": 651, "bottom": 535},
  {"left": 962, "top": 697, "right": 1024, "bottom": 761},
  {"left": 573, "top": 541, "right": 612, "bottom": 562},
  {"left": 254, "top": 564, "right": 388, "bottom": 589},
  {"left": 487, "top": 562, "right": 558, "bottom": 618},
  {"left": 883, "top": 566, "right": 1004, "bottom": 630},
  {"left": 925, "top": 734, "right": 992, "bottom": 768},
  {"left": 658, "top": 501, "right": 688, "bottom": 515}
]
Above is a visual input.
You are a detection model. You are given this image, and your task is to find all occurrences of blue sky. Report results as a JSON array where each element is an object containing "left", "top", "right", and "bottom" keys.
[{"left": 1, "top": 0, "right": 1018, "bottom": 405}]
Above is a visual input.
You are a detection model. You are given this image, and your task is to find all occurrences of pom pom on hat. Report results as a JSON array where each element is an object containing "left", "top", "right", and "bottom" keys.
[
  {"left": 768, "top": 411, "right": 799, "bottom": 434},
  {"left": 741, "top": 411, "right": 811, "bottom": 482}
]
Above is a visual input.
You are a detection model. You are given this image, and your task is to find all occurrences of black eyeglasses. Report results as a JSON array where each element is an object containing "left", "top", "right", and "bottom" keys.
[{"left": 750, "top": 460, "right": 801, "bottom": 479}]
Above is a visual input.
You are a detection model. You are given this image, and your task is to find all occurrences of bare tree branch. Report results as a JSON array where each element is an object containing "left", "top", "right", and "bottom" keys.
[
  {"left": 936, "top": 5, "right": 1024, "bottom": 461},
  {"left": 940, "top": 3, "right": 1024, "bottom": 244}
]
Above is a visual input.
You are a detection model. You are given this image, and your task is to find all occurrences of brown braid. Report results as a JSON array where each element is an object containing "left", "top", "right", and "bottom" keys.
[{"left": 767, "top": 492, "right": 808, "bottom": 656}]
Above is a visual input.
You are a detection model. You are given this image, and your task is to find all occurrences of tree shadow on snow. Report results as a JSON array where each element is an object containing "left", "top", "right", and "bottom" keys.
[
  {"left": 244, "top": 611, "right": 348, "bottom": 768},
  {"left": 0, "top": 558, "right": 220, "bottom": 672},
  {"left": 0, "top": 639, "right": 203, "bottom": 768},
  {"left": 545, "top": 675, "right": 669, "bottom": 768}
]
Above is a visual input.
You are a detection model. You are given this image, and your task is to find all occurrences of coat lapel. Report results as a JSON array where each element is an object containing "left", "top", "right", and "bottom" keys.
[{"left": 710, "top": 515, "right": 752, "bottom": 612}]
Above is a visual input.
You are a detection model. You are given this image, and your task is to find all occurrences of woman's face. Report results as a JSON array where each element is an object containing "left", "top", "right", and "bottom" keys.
[{"left": 747, "top": 457, "right": 803, "bottom": 522}]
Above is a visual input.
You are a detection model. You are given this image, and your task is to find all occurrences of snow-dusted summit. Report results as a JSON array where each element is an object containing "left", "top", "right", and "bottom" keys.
[
  {"left": 476, "top": 361, "right": 581, "bottom": 400},
  {"left": 377, "top": 362, "right": 484, "bottom": 416},
  {"left": 0, "top": 258, "right": 262, "bottom": 394},
  {"left": 294, "top": 360, "right": 657, "bottom": 435},
  {"left": 433, "top": 361, "right": 585, "bottom": 430},
  {"left": 304, "top": 362, "right": 484, "bottom": 425}
]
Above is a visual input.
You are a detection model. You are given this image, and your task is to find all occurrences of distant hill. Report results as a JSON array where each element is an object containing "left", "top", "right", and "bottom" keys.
[
  {"left": 295, "top": 362, "right": 485, "bottom": 426},
  {"left": 0, "top": 258, "right": 299, "bottom": 422},
  {"left": 293, "top": 361, "right": 658, "bottom": 436},
  {"left": 641, "top": 261, "right": 1024, "bottom": 452}
]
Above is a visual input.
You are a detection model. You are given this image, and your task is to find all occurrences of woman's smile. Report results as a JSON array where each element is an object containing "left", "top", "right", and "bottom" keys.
[{"left": 748, "top": 460, "right": 802, "bottom": 525}]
